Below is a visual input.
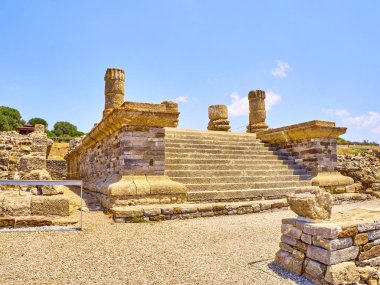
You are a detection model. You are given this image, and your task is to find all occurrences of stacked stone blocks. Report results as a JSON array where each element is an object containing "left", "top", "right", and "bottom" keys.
[{"left": 275, "top": 216, "right": 380, "bottom": 284}]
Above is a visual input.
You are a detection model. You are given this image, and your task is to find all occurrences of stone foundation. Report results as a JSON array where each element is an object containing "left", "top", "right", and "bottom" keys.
[{"left": 275, "top": 208, "right": 380, "bottom": 285}]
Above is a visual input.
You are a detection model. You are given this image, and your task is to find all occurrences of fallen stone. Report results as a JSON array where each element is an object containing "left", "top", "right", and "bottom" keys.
[{"left": 287, "top": 189, "right": 333, "bottom": 220}]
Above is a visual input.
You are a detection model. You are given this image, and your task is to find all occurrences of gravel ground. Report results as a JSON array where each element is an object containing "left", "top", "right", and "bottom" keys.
[{"left": 1, "top": 200, "right": 379, "bottom": 285}]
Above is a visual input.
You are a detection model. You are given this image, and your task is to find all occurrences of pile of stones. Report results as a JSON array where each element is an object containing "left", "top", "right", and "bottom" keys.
[
  {"left": 338, "top": 150, "right": 380, "bottom": 196},
  {"left": 275, "top": 189, "right": 380, "bottom": 285}
]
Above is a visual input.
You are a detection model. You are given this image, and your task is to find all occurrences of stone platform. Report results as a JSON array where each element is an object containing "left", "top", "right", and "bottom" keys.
[
  {"left": 109, "top": 192, "right": 372, "bottom": 223},
  {"left": 275, "top": 207, "right": 380, "bottom": 284}
]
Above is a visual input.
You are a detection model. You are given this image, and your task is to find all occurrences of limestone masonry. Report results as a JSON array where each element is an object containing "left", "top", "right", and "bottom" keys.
[
  {"left": 275, "top": 208, "right": 380, "bottom": 284},
  {"left": 0, "top": 125, "right": 71, "bottom": 228}
]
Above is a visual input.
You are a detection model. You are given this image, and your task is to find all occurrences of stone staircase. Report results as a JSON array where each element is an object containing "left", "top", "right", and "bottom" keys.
[{"left": 164, "top": 128, "right": 318, "bottom": 202}]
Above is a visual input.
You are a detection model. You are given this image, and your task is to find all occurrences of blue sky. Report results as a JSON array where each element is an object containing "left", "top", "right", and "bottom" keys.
[{"left": 1, "top": 0, "right": 379, "bottom": 142}]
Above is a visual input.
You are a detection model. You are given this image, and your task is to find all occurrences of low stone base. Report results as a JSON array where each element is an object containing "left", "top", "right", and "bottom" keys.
[
  {"left": 84, "top": 175, "right": 187, "bottom": 208},
  {"left": 275, "top": 208, "right": 380, "bottom": 284},
  {"left": 108, "top": 193, "right": 375, "bottom": 223}
]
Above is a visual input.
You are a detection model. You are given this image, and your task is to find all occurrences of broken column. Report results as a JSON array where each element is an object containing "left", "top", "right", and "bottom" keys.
[
  {"left": 103, "top": 68, "right": 125, "bottom": 118},
  {"left": 247, "top": 90, "right": 268, "bottom": 133},
  {"left": 207, "top": 105, "right": 231, "bottom": 131}
]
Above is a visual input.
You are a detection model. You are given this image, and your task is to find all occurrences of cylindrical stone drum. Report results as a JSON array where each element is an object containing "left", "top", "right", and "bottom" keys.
[{"left": 208, "top": 105, "right": 228, "bottom": 120}]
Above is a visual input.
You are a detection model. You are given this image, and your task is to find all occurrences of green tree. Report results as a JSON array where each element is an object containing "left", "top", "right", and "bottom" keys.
[
  {"left": 52, "top": 121, "right": 84, "bottom": 137},
  {"left": 28, "top": 117, "right": 48, "bottom": 128},
  {"left": 0, "top": 106, "right": 25, "bottom": 131}
]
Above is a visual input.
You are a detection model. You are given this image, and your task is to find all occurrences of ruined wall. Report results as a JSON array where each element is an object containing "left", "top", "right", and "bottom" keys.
[
  {"left": 274, "top": 138, "right": 338, "bottom": 173},
  {"left": 46, "top": 160, "right": 67, "bottom": 180},
  {"left": 68, "top": 126, "right": 164, "bottom": 180},
  {"left": 0, "top": 130, "right": 52, "bottom": 180}
]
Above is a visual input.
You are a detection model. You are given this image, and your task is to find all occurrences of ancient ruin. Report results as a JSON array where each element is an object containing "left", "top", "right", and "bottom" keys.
[
  {"left": 207, "top": 104, "right": 231, "bottom": 131},
  {"left": 0, "top": 125, "right": 71, "bottom": 228},
  {"left": 275, "top": 201, "right": 380, "bottom": 284}
]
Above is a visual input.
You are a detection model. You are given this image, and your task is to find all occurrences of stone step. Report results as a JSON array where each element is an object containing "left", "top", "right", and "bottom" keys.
[
  {"left": 165, "top": 169, "right": 308, "bottom": 177},
  {"left": 165, "top": 142, "right": 269, "bottom": 151},
  {"left": 171, "top": 175, "right": 312, "bottom": 184},
  {"left": 187, "top": 186, "right": 320, "bottom": 202},
  {"left": 165, "top": 147, "right": 277, "bottom": 155},
  {"left": 165, "top": 153, "right": 284, "bottom": 160},
  {"left": 165, "top": 138, "right": 267, "bottom": 147},
  {"left": 165, "top": 157, "right": 293, "bottom": 165},
  {"left": 185, "top": 181, "right": 312, "bottom": 191},
  {"left": 165, "top": 127, "right": 257, "bottom": 139},
  {"left": 165, "top": 163, "right": 302, "bottom": 171},
  {"left": 165, "top": 134, "right": 259, "bottom": 142}
]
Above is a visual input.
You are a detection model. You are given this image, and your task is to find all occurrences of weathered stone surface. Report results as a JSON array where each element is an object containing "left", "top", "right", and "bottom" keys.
[
  {"left": 338, "top": 226, "right": 358, "bottom": 238},
  {"left": 274, "top": 250, "right": 303, "bottom": 276},
  {"left": 354, "top": 233, "right": 369, "bottom": 245},
  {"left": 15, "top": 216, "right": 52, "bottom": 228},
  {"left": 358, "top": 222, "right": 378, "bottom": 232},
  {"left": 207, "top": 105, "right": 230, "bottom": 132},
  {"left": 0, "top": 217, "right": 15, "bottom": 228},
  {"left": 287, "top": 189, "right": 333, "bottom": 220},
  {"left": 246, "top": 90, "right": 268, "bottom": 133},
  {"left": 324, "top": 262, "right": 360, "bottom": 285},
  {"left": 313, "top": 236, "right": 352, "bottom": 251},
  {"left": 281, "top": 224, "right": 302, "bottom": 240},
  {"left": 0, "top": 193, "right": 31, "bottom": 216},
  {"left": 369, "top": 230, "right": 380, "bottom": 241},
  {"left": 359, "top": 245, "right": 380, "bottom": 261},
  {"left": 304, "top": 258, "right": 326, "bottom": 280},
  {"left": 306, "top": 245, "right": 359, "bottom": 265},
  {"left": 301, "top": 233, "right": 312, "bottom": 244},
  {"left": 303, "top": 223, "right": 340, "bottom": 239},
  {"left": 19, "top": 155, "right": 46, "bottom": 173},
  {"left": 31, "top": 195, "right": 69, "bottom": 216}
]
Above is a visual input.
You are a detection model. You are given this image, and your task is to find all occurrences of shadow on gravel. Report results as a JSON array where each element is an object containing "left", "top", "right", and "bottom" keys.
[
  {"left": 267, "top": 262, "right": 314, "bottom": 285},
  {"left": 66, "top": 186, "right": 103, "bottom": 212}
]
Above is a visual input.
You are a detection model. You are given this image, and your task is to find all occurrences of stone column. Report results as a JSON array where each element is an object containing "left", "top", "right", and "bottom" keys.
[
  {"left": 208, "top": 105, "right": 231, "bottom": 131},
  {"left": 103, "top": 68, "right": 125, "bottom": 118},
  {"left": 247, "top": 90, "right": 268, "bottom": 133}
]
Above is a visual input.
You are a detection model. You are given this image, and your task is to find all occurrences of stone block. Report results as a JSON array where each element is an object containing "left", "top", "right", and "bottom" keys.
[
  {"left": 368, "top": 230, "right": 380, "bottom": 241},
  {"left": 354, "top": 233, "right": 369, "bottom": 245},
  {"left": 313, "top": 236, "right": 352, "bottom": 251},
  {"left": 0, "top": 217, "right": 15, "bottom": 228},
  {"left": 358, "top": 222, "right": 378, "bottom": 232},
  {"left": 281, "top": 224, "right": 302, "bottom": 240},
  {"left": 304, "top": 258, "right": 326, "bottom": 280},
  {"left": 15, "top": 217, "right": 52, "bottom": 228},
  {"left": 0, "top": 193, "right": 31, "bottom": 216},
  {"left": 18, "top": 155, "right": 46, "bottom": 172},
  {"left": 301, "top": 233, "right": 312, "bottom": 244},
  {"left": 31, "top": 195, "right": 69, "bottom": 216},
  {"left": 274, "top": 250, "right": 303, "bottom": 276},
  {"left": 324, "top": 262, "right": 360, "bottom": 285},
  {"left": 306, "top": 245, "right": 359, "bottom": 265},
  {"left": 338, "top": 226, "right": 358, "bottom": 238},
  {"left": 358, "top": 245, "right": 380, "bottom": 261},
  {"left": 303, "top": 223, "right": 340, "bottom": 239}
]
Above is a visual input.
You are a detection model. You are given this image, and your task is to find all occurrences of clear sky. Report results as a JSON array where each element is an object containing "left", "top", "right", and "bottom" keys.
[{"left": 1, "top": 0, "right": 379, "bottom": 142}]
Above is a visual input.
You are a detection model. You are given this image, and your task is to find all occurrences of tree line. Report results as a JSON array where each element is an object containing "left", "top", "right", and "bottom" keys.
[{"left": 0, "top": 106, "right": 85, "bottom": 138}]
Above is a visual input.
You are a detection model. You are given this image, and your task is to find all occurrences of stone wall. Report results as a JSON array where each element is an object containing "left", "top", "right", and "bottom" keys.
[
  {"left": 46, "top": 160, "right": 67, "bottom": 180},
  {"left": 68, "top": 126, "right": 165, "bottom": 179},
  {"left": 0, "top": 129, "right": 70, "bottom": 226},
  {"left": 273, "top": 138, "right": 338, "bottom": 173},
  {"left": 275, "top": 209, "right": 380, "bottom": 285}
]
